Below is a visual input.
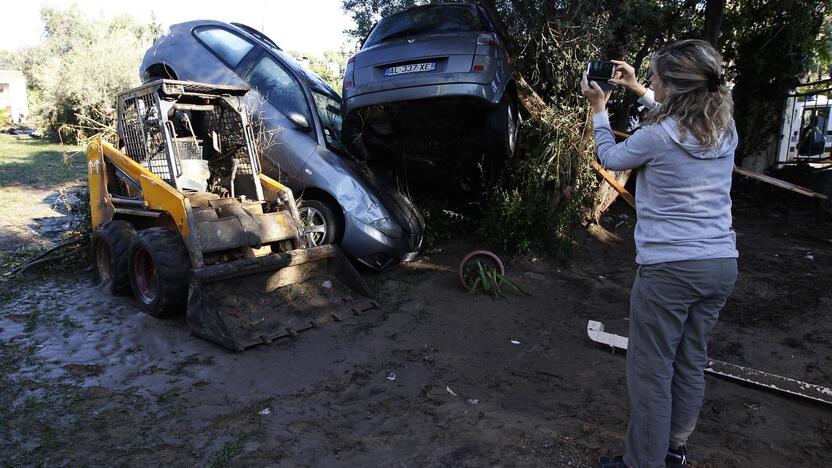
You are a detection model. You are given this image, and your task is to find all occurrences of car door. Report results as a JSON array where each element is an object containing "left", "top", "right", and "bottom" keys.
[{"left": 238, "top": 50, "right": 318, "bottom": 183}]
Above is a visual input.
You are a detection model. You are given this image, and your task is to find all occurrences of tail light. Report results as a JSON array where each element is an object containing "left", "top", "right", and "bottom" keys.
[{"left": 344, "top": 56, "right": 356, "bottom": 90}]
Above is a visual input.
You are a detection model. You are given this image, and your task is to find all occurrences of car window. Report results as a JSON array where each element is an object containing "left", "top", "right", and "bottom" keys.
[
  {"left": 312, "top": 91, "right": 345, "bottom": 152},
  {"left": 365, "top": 5, "right": 485, "bottom": 47},
  {"left": 245, "top": 55, "right": 311, "bottom": 122},
  {"left": 194, "top": 27, "right": 254, "bottom": 67}
]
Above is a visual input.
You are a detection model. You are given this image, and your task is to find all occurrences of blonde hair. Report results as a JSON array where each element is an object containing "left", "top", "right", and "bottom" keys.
[{"left": 644, "top": 39, "right": 733, "bottom": 147}]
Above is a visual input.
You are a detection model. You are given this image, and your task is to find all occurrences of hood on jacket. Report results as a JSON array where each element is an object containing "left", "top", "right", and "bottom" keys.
[{"left": 659, "top": 118, "right": 738, "bottom": 160}]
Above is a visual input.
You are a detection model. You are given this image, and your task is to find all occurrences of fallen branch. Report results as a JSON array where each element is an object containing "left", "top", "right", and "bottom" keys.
[{"left": 6, "top": 238, "right": 87, "bottom": 277}]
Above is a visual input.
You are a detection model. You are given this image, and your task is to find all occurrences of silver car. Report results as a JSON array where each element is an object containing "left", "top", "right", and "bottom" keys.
[
  {"left": 342, "top": 2, "right": 518, "bottom": 161},
  {"left": 140, "top": 20, "right": 423, "bottom": 270}
]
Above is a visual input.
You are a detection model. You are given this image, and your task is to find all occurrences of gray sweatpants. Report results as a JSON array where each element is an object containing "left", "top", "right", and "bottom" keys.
[{"left": 623, "top": 258, "right": 737, "bottom": 468}]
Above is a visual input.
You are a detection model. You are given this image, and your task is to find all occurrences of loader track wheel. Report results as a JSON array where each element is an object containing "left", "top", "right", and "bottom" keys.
[
  {"left": 91, "top": 221, "right": 136, "bottom": 296},
  {"left": 128, "top": 227, "right": 191, "bottom": 318}
]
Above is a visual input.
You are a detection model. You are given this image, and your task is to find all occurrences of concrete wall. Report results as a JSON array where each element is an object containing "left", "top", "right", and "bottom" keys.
[{"left": 0, "top": 69, "right": 29, "bottom": 124}]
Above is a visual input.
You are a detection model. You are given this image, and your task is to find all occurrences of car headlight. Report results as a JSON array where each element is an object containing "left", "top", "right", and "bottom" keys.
[{"left": 369, "top": 217, "right": 403, "bottom": 239}]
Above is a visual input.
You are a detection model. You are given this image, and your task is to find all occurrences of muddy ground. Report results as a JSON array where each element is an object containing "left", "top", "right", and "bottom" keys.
[{"left": 1, "top": 178, "right": 831, "bottom": 467}]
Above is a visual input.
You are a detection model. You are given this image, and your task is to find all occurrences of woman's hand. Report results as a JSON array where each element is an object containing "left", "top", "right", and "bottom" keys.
[
  {"left": 608, "top": 60, "right": 648, "bottom": 97},
  {"left": 580, "top": 72, "right": 609, "bottom": 115}
]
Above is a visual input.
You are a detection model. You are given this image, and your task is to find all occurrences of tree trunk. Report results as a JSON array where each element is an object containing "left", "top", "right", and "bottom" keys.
[{"left": 702, "top": 0, "right": 725, "bottom": 47}]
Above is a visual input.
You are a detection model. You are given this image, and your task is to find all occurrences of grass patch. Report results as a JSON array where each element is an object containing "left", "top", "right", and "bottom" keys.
[{"left": 0, "top": 134, "right": 84, "bottom": 188}]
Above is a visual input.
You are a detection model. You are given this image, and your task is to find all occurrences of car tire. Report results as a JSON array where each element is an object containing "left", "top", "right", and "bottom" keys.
[
  {"left": 486, "top": 93, "right": 519, "bottom": 161},
  {"left": 91, "top": 221, "right": 136, "bottom": 296},
  {"left": 298, "top": 199, "right": 338, "bottom": 246},
  {"left": 128, "top": 227, "right": 191, "bottom": 318}
]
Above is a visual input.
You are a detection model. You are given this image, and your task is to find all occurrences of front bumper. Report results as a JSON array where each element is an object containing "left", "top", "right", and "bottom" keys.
[
  {"left": 343, "top": 82, "right": 501, "bottom": 115},
  {"left": 340, "top": 213, "right": 421, "bottom": 271}
]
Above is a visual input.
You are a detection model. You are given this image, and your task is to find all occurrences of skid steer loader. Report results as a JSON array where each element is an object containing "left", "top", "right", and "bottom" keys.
[{"left": 87, "top": 79, "right": 376, "bottom": 351}]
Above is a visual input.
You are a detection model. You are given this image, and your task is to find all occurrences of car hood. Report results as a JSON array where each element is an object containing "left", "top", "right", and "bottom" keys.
[{"left": 355, "top": 31, "right": 479, "bottom": 69}]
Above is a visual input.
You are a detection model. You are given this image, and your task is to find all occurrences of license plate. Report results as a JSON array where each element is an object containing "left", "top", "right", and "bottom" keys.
[
  {"left": 385, "top": 62, "right": 435, "bottom": 76},
  {"left": 401, "top": 251, "right": 419, "bottom": 262}
]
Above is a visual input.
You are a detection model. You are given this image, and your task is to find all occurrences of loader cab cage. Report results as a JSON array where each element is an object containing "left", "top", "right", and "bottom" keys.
[{"left": 117, "top": 80, "right": 263, "bottom": 201}]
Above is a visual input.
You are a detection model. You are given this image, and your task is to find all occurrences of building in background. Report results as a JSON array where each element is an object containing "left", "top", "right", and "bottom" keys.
[{"left": 0, "top": 69, "right": 29, "bottom": 124}]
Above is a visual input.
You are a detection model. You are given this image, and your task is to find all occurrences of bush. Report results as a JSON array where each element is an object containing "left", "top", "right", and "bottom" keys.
[{"left": 479, "top": 114, "right": 599, "bottom": 255}]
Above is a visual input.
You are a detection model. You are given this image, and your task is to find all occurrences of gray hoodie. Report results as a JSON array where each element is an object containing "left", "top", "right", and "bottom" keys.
[{"left": 592, "top": 90, "right": 739, "bottom": 265}]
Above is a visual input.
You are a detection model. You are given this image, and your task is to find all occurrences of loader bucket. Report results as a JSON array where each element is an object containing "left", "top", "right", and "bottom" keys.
[{"left": 186, "top": 245, "right": 377, "bottom": 351}]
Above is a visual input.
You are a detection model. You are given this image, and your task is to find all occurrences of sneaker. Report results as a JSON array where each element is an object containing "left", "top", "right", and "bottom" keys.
[
  {"left": 598, "top": 455, "right": 629, "bottom": 468},
  {"left": 665, "top": 446, "right": 689, "bottom": 467}
]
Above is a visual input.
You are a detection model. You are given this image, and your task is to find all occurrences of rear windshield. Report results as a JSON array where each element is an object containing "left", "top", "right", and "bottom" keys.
[{"left": 365, "top": 5, "right": 487, "bottom": 47}]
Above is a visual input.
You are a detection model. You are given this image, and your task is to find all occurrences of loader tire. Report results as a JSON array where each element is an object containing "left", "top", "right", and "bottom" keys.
[
  {"left": 91, "top": 221, "right": 136, "bottom": 296},
  {"left": 128, "top": 227, "right": 191, "bottom": 318}
]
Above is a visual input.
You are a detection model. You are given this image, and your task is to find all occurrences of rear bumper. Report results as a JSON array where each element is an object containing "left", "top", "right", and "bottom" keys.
[{"left": 343, "top": 82, "right": 500, "bottom": 114}]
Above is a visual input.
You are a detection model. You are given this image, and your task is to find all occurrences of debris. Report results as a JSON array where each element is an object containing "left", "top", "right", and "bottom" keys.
[
  {"left": 322, "top": 280, "right": 333, "bottom": 288},
  {"left": 733, "top": 165, "right": 829, "bottom": 200},
  {"left": 510, "top": 340, "right": 521, "bottom": 345},
  {"left": 5, "top": 237, "right": 87, "bottom": 278},
  {"left": 805, "top": 254, "right": 814, "bottom": 260},
  {"left": 467, "top": 398, "right": 480, "bottom": 405},
  {"left": 258, "top": 407, "right": 271, "bottom": 416},
  {"left": 744, "top": 402, "right": 762, "bottom": 410},
  {"left": 386, "top": 372, "right": 397, "bottom": 381},
  {"left": 446, "top": 386, "right": 458, "bottom": 397},
  {"left": 586, "top": 320, "right": 832, "bottom": 406}
]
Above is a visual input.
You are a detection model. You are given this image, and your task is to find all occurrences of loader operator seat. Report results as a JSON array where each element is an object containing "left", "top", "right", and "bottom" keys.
[{"left": 170, "top": 109, "right": 211, "bottom": 193}]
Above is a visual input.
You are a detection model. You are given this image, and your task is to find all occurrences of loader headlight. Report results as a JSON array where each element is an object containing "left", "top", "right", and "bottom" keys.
[{"left": 369, "top": 217, "right": 403, "bottom": 239}]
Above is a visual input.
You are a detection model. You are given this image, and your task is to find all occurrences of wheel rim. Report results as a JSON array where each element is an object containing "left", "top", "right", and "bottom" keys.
[
  {"left": 300, "top": 206, "right": 328, "bottom": 246},
  {"left": 133, "top": 248, "right": 157, "bottom": 305},
  {"left": 507, "top": 104, "right": 517, "bottom": 153},
  {"left": 95, "top": 240, "right": 112, "bottom": 283}
]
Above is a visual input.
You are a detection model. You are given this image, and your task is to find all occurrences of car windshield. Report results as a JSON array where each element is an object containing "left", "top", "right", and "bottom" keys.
[
  {"left": 365, "top": 5, "right": 485, "bottom": 47},
  {"left": 312, "top": 90, "right": 348, "bottom": 155}
]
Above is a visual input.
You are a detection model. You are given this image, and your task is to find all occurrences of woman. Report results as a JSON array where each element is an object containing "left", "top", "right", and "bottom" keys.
[{"left": 580, "top": 40, "right": 739, "bottom": 468}]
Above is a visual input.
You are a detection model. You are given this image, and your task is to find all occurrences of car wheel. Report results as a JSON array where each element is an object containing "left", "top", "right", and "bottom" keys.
[
  {"left": 91, "top": 221, "right": 136, "bottom": 296},
  {"left": 128, "top": 227, "right": 191, "bottom": 318},
  {"left": 298, "top": 199, "right": 338, "bottom": 246},
  {"left": 487, "top": 94, "right": 519, "bottom": 160}
]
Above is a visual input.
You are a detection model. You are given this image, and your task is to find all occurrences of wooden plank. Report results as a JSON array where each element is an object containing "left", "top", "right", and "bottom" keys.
[
  {"left": 590, "top": 159, "right": 636, "bottom": 209},
  {"left": 733, "top": 166, "right": 828, "bottom": 200}
]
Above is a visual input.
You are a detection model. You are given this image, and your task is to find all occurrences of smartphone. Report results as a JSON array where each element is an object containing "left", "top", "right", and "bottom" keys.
[{"left": 587, "top": 60, "right": 616, "bottom": 90}]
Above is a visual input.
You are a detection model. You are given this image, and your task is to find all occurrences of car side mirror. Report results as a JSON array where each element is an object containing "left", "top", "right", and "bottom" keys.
[{"left": 287, "top": 112, "right": 310, "bottom": 130}]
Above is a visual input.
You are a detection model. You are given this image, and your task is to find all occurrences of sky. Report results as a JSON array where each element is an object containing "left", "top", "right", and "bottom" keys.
[{"left": 0, "top": 0, "right": 357, "bottom": 57}]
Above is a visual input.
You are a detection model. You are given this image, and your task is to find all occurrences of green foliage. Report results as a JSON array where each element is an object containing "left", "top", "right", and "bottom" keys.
[
  {"left": 466, "top": 261, "right": 529, "bottom": 298},
  {"left": 722, "top": 0, "right": 831, "bottom": 160},
  {"left": 0, "top": 108, "right": 10, "bottom": 126},
  {"left": 479, "top": 115, "right": 599, "bottom": 255},
  {"left": 341, "top": 0, "right": 428, "bottom": 41},
  {"left": 19, "top": 6, "right": 160, "bottom": 143},
  {"left": 288, "top": 50, "right": 349, "bottom": 93}
]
